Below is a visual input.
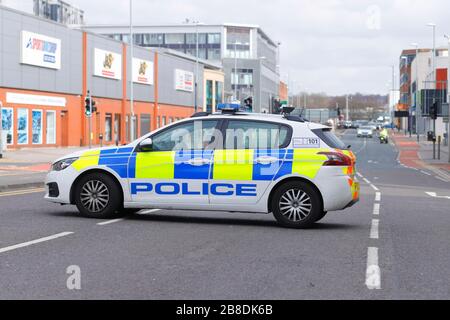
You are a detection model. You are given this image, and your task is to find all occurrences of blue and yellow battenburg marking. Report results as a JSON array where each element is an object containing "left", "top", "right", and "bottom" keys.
[{"left": 71, "top": 147, "right": 330, "bottom": 181}]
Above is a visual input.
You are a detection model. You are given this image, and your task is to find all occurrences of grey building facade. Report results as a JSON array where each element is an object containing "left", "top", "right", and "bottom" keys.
[{"left": 83, "top": 23, "right": 280, "bottom": 113}]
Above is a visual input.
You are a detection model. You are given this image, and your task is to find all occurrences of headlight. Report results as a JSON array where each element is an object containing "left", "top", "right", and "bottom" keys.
[{"left": 51, "top": 157, "right": 78, "bottom": 171}]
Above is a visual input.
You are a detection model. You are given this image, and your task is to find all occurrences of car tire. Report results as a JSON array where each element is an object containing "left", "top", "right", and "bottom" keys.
[
  {"left": 314, "top": 211, "right": 328, "bottom": 222},
  {"left": 74, "top": 172, "right": 122, "bottom": 219},
  {"left": 271, "top": 181, "right": 322, "bottom": 229}
]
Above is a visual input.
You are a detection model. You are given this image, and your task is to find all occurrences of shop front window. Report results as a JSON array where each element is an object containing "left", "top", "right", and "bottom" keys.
[
  {"left": 17, "top": 108, "right": 28, "bottom": 145},
  {"left": 105, "top": 113, "right": 112, "bottom": 142},
  {"left": 46, "top": 110, "right": 56, "bottom": 144},
  {"left": 114, "top": 114, "right": 121, "bottom": 143},
  {"left": 32, "top": 110, "right": 43, "bottom": 144},
  {"left": 1, "top": 108, "right": 13, "bottom": 145},
  {"left": 140, "top": 114, "right": 151, "bottom": 135}
]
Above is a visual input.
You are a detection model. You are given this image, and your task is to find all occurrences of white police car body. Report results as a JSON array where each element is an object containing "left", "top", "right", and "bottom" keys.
[{"left": 45, "top": 106, "right": 359, "bottom": 228}]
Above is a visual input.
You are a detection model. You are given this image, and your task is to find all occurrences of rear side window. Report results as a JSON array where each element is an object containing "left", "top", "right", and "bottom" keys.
[
  {"left": 225, "top": 120, "right": 291, "bottom": 149},
  {"left": 312, "top": 128, "right": 347, "bottom": 150}
]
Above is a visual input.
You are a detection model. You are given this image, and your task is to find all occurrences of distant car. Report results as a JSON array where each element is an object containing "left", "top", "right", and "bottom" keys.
[
  {"left": 344, "top": 121, "right": 353, "bottom": 129},
  {"left": 357, "top": 126, "right": 373, "bottom": 138},
  {"left": 368, "top": 122, "right": 378, "bottom": 131}
]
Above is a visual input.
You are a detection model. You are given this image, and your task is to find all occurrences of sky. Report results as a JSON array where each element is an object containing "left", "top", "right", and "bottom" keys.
[{"left": 65, "top": 0, "right": 450, "bottom": 95}]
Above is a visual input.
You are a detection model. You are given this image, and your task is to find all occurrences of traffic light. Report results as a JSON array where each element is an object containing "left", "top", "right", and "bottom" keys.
[
  {"left": 84, "top": 96, "right": 97, "bottom": 116},
  {"left": 84, "top": 96, "right": 91, "bottom": 116},
  {"left": 430, "top": 101, "right": 438, "bottom": 120}
]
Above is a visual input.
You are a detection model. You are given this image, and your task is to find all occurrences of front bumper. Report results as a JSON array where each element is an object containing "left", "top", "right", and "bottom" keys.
[{"left": 44, "top": 167, "right": 78, "bottom": 204}]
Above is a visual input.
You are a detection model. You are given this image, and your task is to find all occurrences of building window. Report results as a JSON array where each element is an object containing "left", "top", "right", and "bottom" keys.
[
  {"left": 114, "top": 114, "right": 121, "bottom": 143},
  {"left": 105, "top": 113, "right": 112, "bottom": 142},
  {"left": 157, "top": 116, "right": 160, "bottom": 128},
  {"left": 165, "top": 33, "right": 185, "bottom": 44},
  {"left": 162, "top": 116, "right": 166, "bottom": 127},
  {"left": 140, "top": 114, "right": 151, "bottom": 135},
  {"left": 186, "top": 33, "right": 207, "bottom": 45},
  {"left": 208, "top": 33, "right": 221, "bottom": 44},
  {"left": 17, "top": 108, "right": 29, "bottom": 145},
  {"left": 32, "top": 110, "right": 43, "bottom": 144},
  {"left": 1, "top": 108, "right": 13, "bottom": 145},
  {"left": 142, "top": 33, "right": 164, "bottom": 45},
  {"left": 207, "top": 48, "right": 221, "bottom": 60},
  {"left": 45, "top": 110, "right": 56, "bottom": 145},
  {"left": 206, "top": 80, "right": 213, "bottom": 113},
  {"left": 232, "top": 69, "right": 253, "bottom": 86}
]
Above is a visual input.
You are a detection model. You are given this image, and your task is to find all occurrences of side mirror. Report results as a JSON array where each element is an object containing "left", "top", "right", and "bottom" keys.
[{"left": 139, "top": 137, "right": 153, "bottom": 152}]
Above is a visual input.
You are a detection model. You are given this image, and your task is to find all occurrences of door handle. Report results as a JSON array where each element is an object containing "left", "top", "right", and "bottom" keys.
[
  {"left": 186, "top": 158, "right": 211, "bottom": 166},
  {"left": 255, "top": 156, "right": 278, "bottom": 165}
]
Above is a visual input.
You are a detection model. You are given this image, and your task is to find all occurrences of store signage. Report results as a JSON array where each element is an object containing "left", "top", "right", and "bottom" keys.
[
  {"left": 94, "top": 48, "right": 122, "bottom": 80},
  {"left": 133, "top": 58, "right": 153, "bottom": 85},
  {"left": 21, "top": 31, "right": 61, "bottom": 69},
  {"left": 6, "top": 92, "right": 66, "bottom": 107},
  {"left": 175, "top": 69, "right": 194, "bottom": 92}
]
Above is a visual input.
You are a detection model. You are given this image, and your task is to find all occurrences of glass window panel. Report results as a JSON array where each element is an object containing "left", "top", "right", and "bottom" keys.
[
  {"left": 225, "top": 120, "right": 289, "bottom": 149},
  {"left": 165, "top": 33, "right": 185, "bottom": 44},
  {"left": 215, "top": 81, "right": 223, "bottom": 109},
  {"left": 32, "top": 110, "right": 43, "bottom": 144},
  {"left": 114, "top": 114, "right": 121, "bottom": 143},
  {"left": 17, "top": 108, "right": 28, "bottom": 145},
  {"left": 207, "top": 48, "right": 221, "bottom": 60},
  {"left": 140, "top": 114, "right": 151, "bottom": 135},
  {"left": 105, "top": 113, "right": 112, "bottom": 142},
  {"left": 206, "top": 80, "right": 213, "bottom": 113},
  {"left": 46, "top": 110, "right": 56, "bottom": 144},
  {"left": 151, "top": 120, "right": 219, "bottom": 151},
  {"left": 1, "top": 108, "right": 14, "bottom": 145},
  {"left": 208, "top": 33, "right": 221, "bottom": 44}
]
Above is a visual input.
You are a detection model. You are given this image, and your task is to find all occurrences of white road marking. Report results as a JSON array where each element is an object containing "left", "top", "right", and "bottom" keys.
[
  {"left": 363, "top": 178, "right": 371, "bottom": 184},
  {"left": 373, "top": 203, "right": 380, "bottom": 215},
  {"left": 370, "top": 184, "right": 379, "bottom": 191},
  {"left": 420, "top": 170, "right": 431, "bottom": 176},
  {"left": 366, "top": 247, "right": 381, "bottom": 290},
  {"left": 370, "top": 219, "right": 379, "bottom": 239},
  {"left": 96, "top": 218, "right": 125, "bottom": 226},
  {"left": 425, "top": 192, "right": 450, "bottom": 199},
  {"left": 0, "top": 232, "right": 73, "bottom": 254},
  {"left": 356, "top": 172, "right": 363, "bottom": 178},
  {"left": 354, "top": 139, "right": 367, "bottom": 155},
  {"left": 0, "top": 188, "right": 45, "bottom": 197},
  {"left": 375, "top": 192, "right": 381, "bottom": 202},
  {"left": 138, "top": 209, "right": 161, "bottom": 215}
]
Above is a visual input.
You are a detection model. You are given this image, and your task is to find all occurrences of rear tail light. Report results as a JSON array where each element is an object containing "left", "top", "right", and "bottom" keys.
[{"left": 318, "top": 151, "right": 352, "bottom": 166}]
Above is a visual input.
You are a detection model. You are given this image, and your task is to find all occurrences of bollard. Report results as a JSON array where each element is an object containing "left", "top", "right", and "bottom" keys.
[
  {"left": 438, "top": 135, "right": 441, "bottom": 160},
  {"left": 99, "top": 134, "right": 103, "bottom": 148}
]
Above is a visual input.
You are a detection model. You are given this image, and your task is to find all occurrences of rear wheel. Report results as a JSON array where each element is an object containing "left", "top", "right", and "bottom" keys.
[
  {"left": 74, "top": 173, "right": 122, "bottom": 218},
  {"left": 271, "top": 181, "right": 321, "bottom": 229}
]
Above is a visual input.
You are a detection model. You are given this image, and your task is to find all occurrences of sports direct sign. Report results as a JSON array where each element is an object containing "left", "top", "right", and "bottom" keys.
[{"left": 21, "top": 31, "right": 61, "bottom": 69}]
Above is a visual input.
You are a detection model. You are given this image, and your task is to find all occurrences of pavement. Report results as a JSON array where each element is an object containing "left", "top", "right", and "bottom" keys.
[
  {"left": 0, "top": 129, "right": 449, "bottom": 299},
  {"left": 390, "top": 131, "right": 450, "bottom": 182},
  {"left": 0, "top": 147, "right": 88, "bottom": 192}
]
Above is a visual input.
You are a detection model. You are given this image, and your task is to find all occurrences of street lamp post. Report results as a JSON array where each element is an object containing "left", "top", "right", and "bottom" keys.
[
  {"left": 259, "top": 56, "right": 266, "bottom": 113},
  {"left": 129, "top": 0, "right": 135, "bottom": 141},
  {"left": 195, "top": 20, "right": 199, "bottom": 113}
]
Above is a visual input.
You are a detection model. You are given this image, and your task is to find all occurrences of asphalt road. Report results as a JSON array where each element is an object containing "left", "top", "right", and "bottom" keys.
[{"left": 0, "top": 129, "right": 449, "bottom": 299}]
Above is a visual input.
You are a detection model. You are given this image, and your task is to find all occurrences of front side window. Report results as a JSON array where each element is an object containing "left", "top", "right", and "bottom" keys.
[
  {"left": 225, "top": 120, "right": 290, "bottom": 150},
  {"left": 151, "top": 120, "right": 219, "bottom": 152},
  {"left": 17, "top": 108, "right": 29, "bottom": 145}
]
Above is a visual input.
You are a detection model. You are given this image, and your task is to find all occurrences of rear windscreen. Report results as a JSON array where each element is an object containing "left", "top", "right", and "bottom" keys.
[{"left": 312, "top": 128, "right": 347, "bottom": 150}]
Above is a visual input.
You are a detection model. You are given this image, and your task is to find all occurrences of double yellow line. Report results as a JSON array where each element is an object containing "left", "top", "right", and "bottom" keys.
[{"left": 0, "top": 188, "right": 45, "bottom": 197}]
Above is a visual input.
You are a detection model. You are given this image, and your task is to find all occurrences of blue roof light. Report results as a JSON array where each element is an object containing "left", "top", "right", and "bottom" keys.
[{"left": 217, "top": 103, "right": 240, "bottom": 112}]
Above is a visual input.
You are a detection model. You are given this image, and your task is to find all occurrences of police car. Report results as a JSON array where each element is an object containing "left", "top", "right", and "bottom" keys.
[{"left": 45, "top": 105, "right": 359, "bottom": 228}]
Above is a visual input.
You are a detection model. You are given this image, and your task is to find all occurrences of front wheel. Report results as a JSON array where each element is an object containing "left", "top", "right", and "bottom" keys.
[
  {"left": 271, "top": 181, "right": 322, "bottom": 229},
  {"left": 74, "top": 173, "right": 123, "bottom": 218}
]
